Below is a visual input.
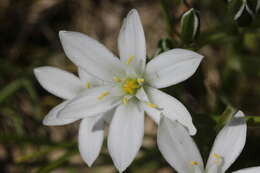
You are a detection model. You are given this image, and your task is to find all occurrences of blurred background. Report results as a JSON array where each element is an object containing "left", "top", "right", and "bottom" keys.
[{"left": 0, "top": 0, "right": 260, "bottom": 172}]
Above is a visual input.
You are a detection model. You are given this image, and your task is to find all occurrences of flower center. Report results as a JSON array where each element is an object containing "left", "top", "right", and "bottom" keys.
[{"left": 122, "top": 78, "right": 144, "bottom": 95}]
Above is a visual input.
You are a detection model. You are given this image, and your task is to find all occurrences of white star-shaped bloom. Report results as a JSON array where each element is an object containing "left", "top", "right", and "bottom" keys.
[
  {"left": 34, "top": 9, "right": 203, "bottom": 172},
  {"left": 158, "top": 110, "right": 260, "bottom": 173}
]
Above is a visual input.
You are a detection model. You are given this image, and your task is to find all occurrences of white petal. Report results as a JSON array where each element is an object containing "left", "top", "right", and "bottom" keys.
[
  {"left": 136, "top": 87, "right": 149, "bottom": 102},
  {"left": 78, "top": 116, "right": 104, "bottom": 167},
  {"left": 145, "top": 49, "right": 203, "bottom": 88},
  {"left": 43, "top": 101, "right": 78, "bottom": 126},
  {"left": 59, "top": 31, "right": 125, "bottom": 81},
  {"left": 144, "top": 86, "right": 197, "bottom": 135},
  {"left": 78, "top": 67, "right": 104, "bottom": 87},
  {"left": 34, "top": 66, "right": 83, "bottom": 100},
  {"left": 207, "top": 162, "right": 222, "bottom": 173},
  {"left": 206, "top": 111, "right": 247, "bottom": 173},
  {"left": 141, "top": 103, "right": 160, "bottom": 124},
  {"left": 157, "top": 116, "right": 203, "bottom": 173},
  {"left": 108, "top": 101, "right": 144, "bottom": 172},
  {"left": 102, "top": 108, "right": 115, "bottom": 124},
  {"left": 58, "top": 85, "right": 121, "bottom": 119},
  {"left": 118, "top": 9, "right": 146, "bottom": 74},
  {"left": 233, "top": 167, "right": 260, "bottom": 173}
]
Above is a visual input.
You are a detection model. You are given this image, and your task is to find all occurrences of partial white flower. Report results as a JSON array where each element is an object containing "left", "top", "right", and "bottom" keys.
[
  {"left": 34, "top": 67, "right": 108, "bottom": 166},
  {"left": 56, "top": 9, "right": 203, "bottom": 172},
  {"left": 232, "top": 167, "right": 260, "bottom": 173},
  {"left": 158, "top": 110, "right": 260, "bottom": 173}
]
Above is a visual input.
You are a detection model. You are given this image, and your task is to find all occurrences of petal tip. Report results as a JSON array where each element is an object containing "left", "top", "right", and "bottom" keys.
[
  {"left": 42, "top": 115, "right": 55, "bottom": 126},
  {"left": 115, "top": 165, "right": 127, "bottom": 173},
  {"left": 59, "top": 30, "right": 68, "bottom": 35},
  {"left": 234, "top": 110, "right": 245, "bottom": 118},
  {"left": 33, "top": 68, "right": 40, "bottom": 75},
  {"left": 190, "top": 51, "right": 204, "bottom": 61},
  {"left": 198, "top": 54, "right": 204, "bottom": 60},
  {"left": 189, "top": 126, "right": 197, "bottom": 136},
  {"left": 33, "top": 66, "right": 52, "bottom": 75},
  {"left": 84, "top": 159, "right": 94, "bottom": 167},
  {"left": 59, "top": 30, "right": 71, "bottom": 40},
  {"left": 33, "top": 67, "right": 47, "bottom": 79},
  {"left": 79, "top": 149, "right": 96, "bottom": 167},
  {"left": 127, "top": 9, "right": 141, "bottom": 20},
  {"left": 128, "top": 9, "right": 138, "bottom": 15},
  {"left": 42, "top": 118, "right": 51, "bottom": 126},
  {"left": 33, "top": 67, "right": 44, "bottom": 74}
]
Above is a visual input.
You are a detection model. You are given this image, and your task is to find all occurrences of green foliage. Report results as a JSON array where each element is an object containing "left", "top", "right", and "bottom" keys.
[{"left": 160, "top": 0, "right": 175, "bottom": 36}]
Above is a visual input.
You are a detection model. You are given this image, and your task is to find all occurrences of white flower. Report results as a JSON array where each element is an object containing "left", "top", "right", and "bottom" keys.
[
  {"left": 158, "top": 110, "right": 260, "bottom": 173},
  {"left": 35, "top": 9, "right": 203, "bottom": 172},
  {"left": 34, "top": 67, "right": 112, "bottom": 166}
]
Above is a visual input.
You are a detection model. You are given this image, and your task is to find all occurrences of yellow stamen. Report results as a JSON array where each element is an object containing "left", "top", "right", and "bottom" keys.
[
  {"left": 137, "top": 78, "right": 144, "bottom": 85},
  {"left": 85, "top": 81, "right": 91, "bottom": 88},
  {"left": 122, "top": 78, "right": 140, "bottom": 94},
  {"left": 127, "top": 56, "right": 135, "bottom": 64},
  {"left": 123, "top": 96, "right": 129, "bottom": 105},
  {"left": 213, "top": 153, "right": 221, "bottom": 159},
  {"left": 147, "top": 102, "right": 158, "bottom": 108},
  {"left": 191, "top": 161, "right": 199, "bottom": 165},
  {"left": 213, "top": 153, "right": 222, "bottom": 164},
  {"left": 98, "top": 91, "right": 110, "bottom": 100}
]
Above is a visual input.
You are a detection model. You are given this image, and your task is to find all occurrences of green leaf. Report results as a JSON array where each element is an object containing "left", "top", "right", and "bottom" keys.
[
  {"left": 214, "top": 106, "right": 236, "bottom": 131},
  {"left": 36, "top": 150, "right": 77, "bottom": 173},
  {"left": 15, "top": 147, "right": 56, "bottom": 163},
  {"left": 245, "top": 115, "right": 260, "bottom": 123}
]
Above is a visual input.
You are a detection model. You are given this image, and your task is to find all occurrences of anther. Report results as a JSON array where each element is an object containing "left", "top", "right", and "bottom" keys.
[
  {"left": 137, "top": 78, "right": 144, "bottom": 85},
  {"left": 191, "top": 161, "right": 199, "bottom": 165},
  {"left": 86, "top": 81, "right": 91, "bottom": 88},
  {"left": 213, "top": 153, "right": 222, "bottom": 164},
  {"left": 123, "top": 96, "right": 129, "bottom": 105},
  {"left": 213, "top": 153, "right": 221, "bottom": 159},
  {"left": 127, "top": 56, "right": 135, "bottom": 64},
  {"left": 98, "top": 91, "right": 110, "bottom": 100},
  {"left": 147, "top": 102, "right": 158, "bottom": 108},
  {"left": 113, "top": 76, "right": 121, "bottom": 83}
]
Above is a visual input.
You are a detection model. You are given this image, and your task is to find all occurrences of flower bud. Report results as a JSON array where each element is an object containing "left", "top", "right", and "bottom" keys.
[
  {"left": 225, "top": 0, "right": 233, "bottom": 3},
  {"left": 247, "top": 0, "right": 260, "bottom": 14},
  {"left": 257, "top": 0, "right": 260, "bottom": 13},
  {"left": 158, "top": 38, "right": 174, "bottom": 51},
  {"left": 180, "top": 8, "right": 200, "bottom": 44},
  {"left": 234, "top": 0, "right": 254, "bottom": 27}
]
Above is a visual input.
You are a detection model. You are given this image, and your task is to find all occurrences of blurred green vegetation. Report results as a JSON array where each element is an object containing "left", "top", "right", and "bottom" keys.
[{"left": 0, "top": 0, "right": 260, "bottom": 172}]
